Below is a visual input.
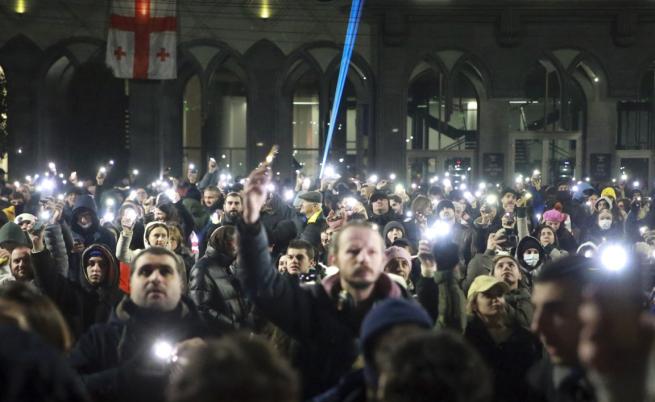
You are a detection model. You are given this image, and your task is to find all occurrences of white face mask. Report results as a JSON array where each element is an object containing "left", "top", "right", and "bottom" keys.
[
  {"left": 523, "top": 253, "right": 540, "bottom": 267},
  {"left": 598, "top": 219, "right": 612, "bottom": 230}
]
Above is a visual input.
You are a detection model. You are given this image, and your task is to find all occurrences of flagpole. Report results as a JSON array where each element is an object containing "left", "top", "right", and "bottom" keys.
[{"left": 158, "top": 79, "right": 165, "bottom": 180}]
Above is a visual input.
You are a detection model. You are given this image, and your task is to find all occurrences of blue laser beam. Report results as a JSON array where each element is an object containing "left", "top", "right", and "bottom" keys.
[{"left": 319, "top": 0, "right": 365, "bottom": 179}]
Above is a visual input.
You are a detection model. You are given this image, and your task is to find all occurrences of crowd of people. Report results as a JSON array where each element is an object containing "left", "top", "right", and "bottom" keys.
[{"left": 0, "top": 157, "right": 654, "bottom": 402}]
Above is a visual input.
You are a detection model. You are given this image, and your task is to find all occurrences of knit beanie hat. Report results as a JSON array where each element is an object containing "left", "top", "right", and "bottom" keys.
[
  {"left": 542, "top": 209, "right": 564, "bottom": 223},
  {"left": 383, "top": 246, "right": 412, "bottom": 268}
]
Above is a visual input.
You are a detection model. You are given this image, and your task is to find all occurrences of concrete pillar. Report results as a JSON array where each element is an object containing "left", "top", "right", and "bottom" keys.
[
  {"left": 375, "top": 46, "right": 408, "bottom": 178},
  {"left": 477, "top": 99, "right": 511, "bottom": 182},
  {"left": 585, "top": 99, "right": 617, "bottom": 173}
]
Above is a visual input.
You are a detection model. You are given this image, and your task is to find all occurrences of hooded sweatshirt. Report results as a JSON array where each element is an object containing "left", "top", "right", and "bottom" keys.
[
  {"left": 71, "top": 195, "right": 116, "bottom": 253},
  {"left": 78, "top": 244, "right": 123, "bottom": 333},
  {"left": 516, "top": 236, "right": 546, "bottom": 273}
]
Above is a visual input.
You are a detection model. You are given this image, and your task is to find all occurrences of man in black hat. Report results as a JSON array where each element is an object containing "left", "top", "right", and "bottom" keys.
[
  {"left": 368, "top": 190, "right": 403, "bottom": 231},
  {"left": 296, "top": 191, "right": 326, "bottom": 248}
]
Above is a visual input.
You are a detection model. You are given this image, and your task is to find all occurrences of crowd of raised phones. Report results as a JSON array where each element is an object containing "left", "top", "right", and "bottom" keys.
[{"left": 0, "top": 160, "right": 653, "bottom": 402}]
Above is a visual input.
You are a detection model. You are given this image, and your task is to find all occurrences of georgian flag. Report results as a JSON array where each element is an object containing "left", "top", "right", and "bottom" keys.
[{"left": 105, "top": 0, "right": 177, "bottom": 80}]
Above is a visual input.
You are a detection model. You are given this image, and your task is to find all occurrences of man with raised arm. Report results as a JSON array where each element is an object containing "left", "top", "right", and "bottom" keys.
[{"left": 237, "top": 165, "right": 404, "bottom": 398}]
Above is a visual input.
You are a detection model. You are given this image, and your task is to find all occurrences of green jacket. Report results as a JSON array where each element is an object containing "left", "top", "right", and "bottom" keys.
[{"left": 416, "top": 270, "right": 467, "bottom": 333}]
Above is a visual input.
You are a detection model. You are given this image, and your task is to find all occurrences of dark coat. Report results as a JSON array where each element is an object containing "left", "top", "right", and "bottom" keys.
[
  {"left": 527, "top": 359, "right": 597, "bottom": 402},
  {"left": 299, "top": 213, "right": 327, "bottom": 249},
  {"left": 471, "top": 215, "right": 502, "bottom": 255},
  {"left": 260, "top": 194, "right": 296, "bottom": 235},
  {"left": 237, "top": 221, "right": 404, "bottom": 398},
  {"left": 68, "top": 297, "right": 208, "bottom": 402},
  {"left": 31, "top": 244, "right": 123, "bottom": 338},
  {"left": 0, "top": 325, "right": 91, "bottom": 402},
  {"left": 76, "top": 245, "right": 124, "bottom": 334},
  {"left": 465, "top": 315, "right": 542, "bottom": 402},
  {"left": 556, "top": 227, "right": 579, "bottom": 255},
  {"left": 188, "top": 249, "right": 251, "bottom": 332}
]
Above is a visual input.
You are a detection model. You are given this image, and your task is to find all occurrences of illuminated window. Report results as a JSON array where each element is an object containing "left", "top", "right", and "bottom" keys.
[{"left": 292, "top": 69, "right": 320, "bottom": 179}]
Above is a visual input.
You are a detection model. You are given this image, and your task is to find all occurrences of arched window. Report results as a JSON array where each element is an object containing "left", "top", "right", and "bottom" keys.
[
  {"left": 208, "top": 60, "right": 247, "bottom": 176},
  {"left": 510, "top": 58, "right": 585, "bottom": 183},
  {"left": 406, "top": 60, "right": 479, "bottom": 183},
  {"left": 406, "top": 67, "right": 446, "bottom": 152},
  {"left": 519, "top": 59, "right": 563, "bottom": 132},
  {"left": 292, "top": 68, "right": 320, "bottom": 179},
  {"left": 617, "top": 63, "right": 655, "bottom": 150},
  {"left": 182, "top": 75, "right": 202, "bottom": 169}
]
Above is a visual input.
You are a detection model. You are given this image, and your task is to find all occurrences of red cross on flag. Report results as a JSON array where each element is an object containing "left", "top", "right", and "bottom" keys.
[{"left": 106, "top": 0, "right": 177, "bottom": 80}]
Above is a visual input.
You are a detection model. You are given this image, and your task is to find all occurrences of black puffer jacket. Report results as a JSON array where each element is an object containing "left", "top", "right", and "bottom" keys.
[
  {"left": 188, "top": 249, "right": 251, "bottom": 332},
  {"left": 44, "top": 223, "right": 70, "bottom": 278}
]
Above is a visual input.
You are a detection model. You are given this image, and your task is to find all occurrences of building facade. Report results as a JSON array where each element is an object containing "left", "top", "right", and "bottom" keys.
[{"left": 0, "top": 0, "right": 654, "bottom": 187}]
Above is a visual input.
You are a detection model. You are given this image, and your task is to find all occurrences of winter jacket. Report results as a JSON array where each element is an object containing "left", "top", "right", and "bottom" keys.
[
  {"left": 453, "top": 222, "right": 475, "bottom": 265},
  {"left": 465, "top": 315, "right": 542, "bottom": 402},
  {"left": 260, "top": 194, "right": 296, "bottom": 235},
  {"left": 463, "top": 249, "right": 495, "bottom": 293},
  {"left": 30, "top": 245, "right": 123, "bottom": 337},
  {"left": 172, "top": 199, "right": 196, "bottom": 240},
  {"left": 76, "top": 245, "right": 124, "bottom": 334},
  {"left": 556, "top": 227, "right": 579, "bottom": 255},
  {"left": 68, "top": 297, "right": 209, "bottom": 402},
  {"left": 188, "top": 249, "right": 251, "bottom": 332},
  {"left": 43, "top": 223, "right": 72, "bottom": 279},
  {"left": 182, "top": 197, "right": 209, "bottom": 231},
  {"left": 237, "top": 221, "right": 404, "bottom": 398},
  {"left": 299, "top": 211, "right": 327, "bottom": 249},
  {"left": 71, "top": 195, "right": 117, "bottom": 253},
  {"left": 416, "top": 270, "right": 467, "bottom": 332},
  {"left": 527, "top": 359, "right": 597, "bottom": 402},
  {"left": 471, "top": 215, "right": 502, "bottom": 255},
  {"left": 504, "top": 287, "right": 534, "bottom": 329}
]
